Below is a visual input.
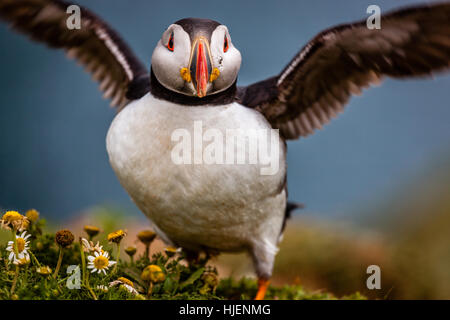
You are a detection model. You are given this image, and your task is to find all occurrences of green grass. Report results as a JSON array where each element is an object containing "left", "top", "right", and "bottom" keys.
[{"left": 0, "top": 213, "right": 365, "bottom": 300}]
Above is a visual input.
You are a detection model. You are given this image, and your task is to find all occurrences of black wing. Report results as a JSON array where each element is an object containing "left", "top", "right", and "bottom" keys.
[
  {"left": 238, "top": 2, "right": 450, "bottom": 139},
  {"left": 0, "top": 0, "right": 150, "bottom": 109}
]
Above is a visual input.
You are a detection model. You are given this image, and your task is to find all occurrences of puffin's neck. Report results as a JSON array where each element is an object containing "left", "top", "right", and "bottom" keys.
[{"left": 149, "top": 68, "right": 237, "bottom": 106}]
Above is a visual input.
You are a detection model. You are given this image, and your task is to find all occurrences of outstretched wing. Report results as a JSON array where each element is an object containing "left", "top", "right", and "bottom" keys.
[
  {"left": 0, "top": 0, "right": 150, "bottom": 109},
  {"left": 237, "top": 3, "right": 450, "bottom": 139}
]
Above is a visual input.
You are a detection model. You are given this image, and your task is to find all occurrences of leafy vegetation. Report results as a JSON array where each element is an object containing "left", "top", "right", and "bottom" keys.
[{"left": 0, "top": 209, "right": 365, "bottom": 300}]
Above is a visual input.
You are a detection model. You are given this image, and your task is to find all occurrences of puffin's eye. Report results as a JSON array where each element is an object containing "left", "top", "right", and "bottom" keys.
[
  {"left": 167, "top": 32, "right": 174, "bottom": 51},
  {"left": 223, "top": 35, "right": 229, "bottom": 53}
]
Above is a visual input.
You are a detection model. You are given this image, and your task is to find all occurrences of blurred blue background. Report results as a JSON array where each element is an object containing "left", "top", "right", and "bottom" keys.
[{"left": 0, "top": 0, "right": 449, "bottom": 222}]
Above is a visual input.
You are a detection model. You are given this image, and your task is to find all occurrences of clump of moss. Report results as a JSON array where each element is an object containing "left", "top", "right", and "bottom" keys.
[{"left": 0, "top": 209, "right": 365, "bottom": 300}]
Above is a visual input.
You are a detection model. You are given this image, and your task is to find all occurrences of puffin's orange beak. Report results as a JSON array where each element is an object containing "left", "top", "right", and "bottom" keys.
[
  {"left": 195, "top": 41, "right": 208, "bottom": 98},
  {"left": 189, "top": 37, "right": 212, "bottom": 98}
]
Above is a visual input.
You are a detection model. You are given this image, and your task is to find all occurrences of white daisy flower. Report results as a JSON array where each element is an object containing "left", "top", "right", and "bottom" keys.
[
  {"left": 81, "top": 238, "right": 103, "bottom": 254},
  {"left": 96, "top": 285, "right": 109, "bottom": 292},
  {"left": 109, "top": 277, "right": 138, "bottom": 295},
  {"left": 36, "top": 266, "right": 52, "bottom": 276},
  {"left": 87, "top": 251, "right": 116, "bottom": 275},
  {"left": 6, "top": 231, "right": 31, "bottom": 263},
  {"left": 13, "top": 255, "right": 30, "bottom": 266}
]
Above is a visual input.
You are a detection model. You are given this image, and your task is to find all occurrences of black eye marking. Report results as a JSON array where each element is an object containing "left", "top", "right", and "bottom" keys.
[
  {"left": 223, "top": 35, "right": 229, "bottom": 52},
  {"left": 167, "top": 32, "right": 174, "bottom": 51}
]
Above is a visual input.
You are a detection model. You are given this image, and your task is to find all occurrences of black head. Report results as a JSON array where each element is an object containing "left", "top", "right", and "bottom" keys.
[{"left": 174, "top": 18, "right": 221, "bottom": 43}]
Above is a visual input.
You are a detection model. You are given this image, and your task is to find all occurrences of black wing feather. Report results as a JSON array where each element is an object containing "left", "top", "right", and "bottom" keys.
[
  {"left": 238, "top": 2, "right": 450, "bottom": 139},
  {"left": 0, "top": 0, "right": 150, "bottom": 109}
]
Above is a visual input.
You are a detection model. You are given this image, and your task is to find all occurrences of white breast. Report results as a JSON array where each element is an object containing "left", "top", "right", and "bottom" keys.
[{"left": 106, "top": 93, "right": 286, "bottom": 253}]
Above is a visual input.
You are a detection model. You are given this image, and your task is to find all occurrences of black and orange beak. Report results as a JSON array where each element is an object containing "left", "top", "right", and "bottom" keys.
[{"left": 189, "top": 37, "right": 212, "bottom": 98}]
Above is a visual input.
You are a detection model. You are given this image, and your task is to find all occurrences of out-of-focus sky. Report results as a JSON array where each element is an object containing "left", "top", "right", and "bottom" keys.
[{"left": 0, "top": 0, "right": 449, "bottom": 221}]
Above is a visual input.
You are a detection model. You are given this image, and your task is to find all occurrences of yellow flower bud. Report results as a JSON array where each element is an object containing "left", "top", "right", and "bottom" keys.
[
  {"left": 141, "top": 264, "right": 165, "bottom": 283},
  {"left": 107, "top": 229, "right": 126, "bottom": 243},
  {"left": 36, "top": 266, "right": 52, "bottom": 276},
  {"left": 83, "top": 225, "right": 100, "bottom": 238},
  {"left": 25, "top": 209, "right": 40, "bottom": 223},
  {"left": 137, "top": 230, "right": 156, "bottom": 245},
  {"left": 125, "top": 246, "right": 137, "bottom": 257}
]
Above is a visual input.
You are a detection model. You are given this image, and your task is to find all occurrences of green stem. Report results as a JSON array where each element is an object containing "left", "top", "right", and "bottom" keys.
[
  {"left": 112, "top": 243, "right": 121, "bottom": 274},
  {"left": 10, "top": 265, "right": 19, "bottom": 295},
  {"left": 147, "top": 281, "right": 153, "bottom": 297},
  {"left": 145, "top": 244, "right": 150, "bottom": 260},
  {"left": 10, "top": 230, "right": 20, "bottom": 294},
  {"left": 52, "top": 247, "right": 63, "bottom": 279},
  {"left": 86, "top": 284, "right": 97, "bottom": 300},
  {"left": 12, "top": 230, "right": 19, "bottom": 257},
  {"left": 84, "top": 272, "right": 97, "bottom": 300},
  {"left": 117, "top": 242, "right": 121, "bottom": 261},
  {"left": 79, "top": 243, "right": 86, "bottom": 285},
  {"left": 28, "top": 250, "right": 41, "bottom": 267}
]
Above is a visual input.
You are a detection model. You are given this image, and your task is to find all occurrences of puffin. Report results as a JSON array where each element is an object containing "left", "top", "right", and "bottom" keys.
[{"left": 1, "top": 0, "right": 450, "bottom": 299}]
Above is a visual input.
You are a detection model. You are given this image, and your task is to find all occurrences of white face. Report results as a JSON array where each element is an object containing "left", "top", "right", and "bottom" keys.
[{"left": 151, "top": 23, "right": 242, "bottom": 97}]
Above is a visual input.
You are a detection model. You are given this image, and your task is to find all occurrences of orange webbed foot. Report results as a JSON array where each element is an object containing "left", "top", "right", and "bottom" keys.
[{"left": 254, "top": 278, "right": 270, "bottom": 300}]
